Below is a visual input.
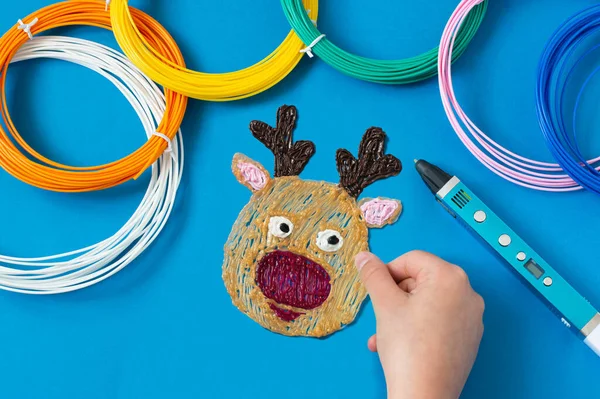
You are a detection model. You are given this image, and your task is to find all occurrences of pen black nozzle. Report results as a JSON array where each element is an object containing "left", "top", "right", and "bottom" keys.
[{"left": 415, "top": 160, "right": 453, "bottom": 195}]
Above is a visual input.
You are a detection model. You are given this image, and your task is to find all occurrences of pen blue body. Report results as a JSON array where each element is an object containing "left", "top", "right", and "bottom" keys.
[{"left": 436, "top": 176, "right": 600, "bottom": 356}]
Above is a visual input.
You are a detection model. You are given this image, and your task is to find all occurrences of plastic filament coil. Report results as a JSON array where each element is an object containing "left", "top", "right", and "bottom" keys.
[
  {"left": 439, "top": 0, "right": 587, "bottom": 192},
  {"left": 109, "top": 0, "right": 319, "bottom": 101},
  {"left": 0, "top": 0, "right": 187, "bottom": 192},
  {"left": 536, "top": 4, "right": 600, "bottom": 195},
  {"left": 0, "top": 36, "right": 183, "bottom": 294},
  {"left": 281, "top": 0, "right": 487, "bottom": 84}
]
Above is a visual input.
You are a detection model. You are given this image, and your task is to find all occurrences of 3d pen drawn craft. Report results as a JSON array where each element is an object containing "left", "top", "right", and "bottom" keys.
[{"left": 223, "top": 105, "right": 403, "bottom": 337}]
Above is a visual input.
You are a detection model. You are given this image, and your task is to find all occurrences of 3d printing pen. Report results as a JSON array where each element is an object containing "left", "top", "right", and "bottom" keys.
[{"left": 415, "top": 159, "right": 600, "bottom": 357}]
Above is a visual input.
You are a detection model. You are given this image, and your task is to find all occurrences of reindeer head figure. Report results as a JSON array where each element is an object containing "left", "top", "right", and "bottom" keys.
[{"left": 223, "top": 105, "right": 403, "bottom": 337}]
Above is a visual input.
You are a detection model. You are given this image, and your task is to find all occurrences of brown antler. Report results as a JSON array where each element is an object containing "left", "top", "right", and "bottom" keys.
[
  {"left": 336, "top": 128, "right": 402, "bottom": 198},
  {"left": 249, "top": 105, "right": 316, "bottom": 177}
]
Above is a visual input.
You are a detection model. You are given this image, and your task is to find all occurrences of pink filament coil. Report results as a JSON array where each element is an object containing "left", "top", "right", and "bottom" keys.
[{"left": 438, "top": 0, "right": 587, "bottom": 192}]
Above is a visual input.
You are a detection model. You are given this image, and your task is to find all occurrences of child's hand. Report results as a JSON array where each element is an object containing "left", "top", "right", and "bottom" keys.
[{"left": 355, "top": 251, "right": 484, "bottom": 399}]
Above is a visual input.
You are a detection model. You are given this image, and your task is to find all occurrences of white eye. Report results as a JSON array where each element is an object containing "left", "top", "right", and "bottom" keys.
[
  {"left": 268, "top": 216, "right": 293, "bottom": 238},
  {"left": 316, "top": 230, "right": 344, "bottom": 252}
]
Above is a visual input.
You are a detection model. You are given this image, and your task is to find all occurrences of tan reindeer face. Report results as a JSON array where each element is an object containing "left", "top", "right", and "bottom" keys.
[{"left": 223, "top": 106, "right": 403, "bottom": 337}]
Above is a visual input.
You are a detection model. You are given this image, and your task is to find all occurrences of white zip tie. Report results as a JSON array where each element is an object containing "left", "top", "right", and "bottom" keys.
[
  {"left": 105, "top": 0, "right": 111, "bottom": 11},
  {"left": 152, "top": 131, "right": 173, "bottom": 153},
  {"left": 17, "top": 18, "right": 38, "bottom": 40},
  {"left": 300, "top": 34, "right": 326, "bottom": 58},
  {"left": 306, "top": 9, "right": 317, "bottom": 26}
]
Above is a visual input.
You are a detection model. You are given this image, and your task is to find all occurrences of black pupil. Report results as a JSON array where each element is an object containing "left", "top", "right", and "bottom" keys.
[
  {"left": 327, "top": 235, "right": 340, "bottom": 245},
  {"left": 280, "top": 223, "right": 290, "bottom": 233}
]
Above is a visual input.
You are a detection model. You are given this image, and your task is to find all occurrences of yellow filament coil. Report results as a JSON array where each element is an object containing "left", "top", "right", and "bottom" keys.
[
  {"left": 109, "top": 0, "right": 319, "bottom": 101},
  {"left": 0, "top": 0, "right": 188, "bottom": 192}
]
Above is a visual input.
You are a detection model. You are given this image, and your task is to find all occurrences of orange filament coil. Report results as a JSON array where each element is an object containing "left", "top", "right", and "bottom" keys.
[{"left": 0, "top": 0, "right": 188, "bottom": 192}]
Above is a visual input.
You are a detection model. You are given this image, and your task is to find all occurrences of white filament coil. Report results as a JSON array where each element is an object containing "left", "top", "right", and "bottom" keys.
[{"left": 0, "top": 35, "right": 184, "bottom": 294}]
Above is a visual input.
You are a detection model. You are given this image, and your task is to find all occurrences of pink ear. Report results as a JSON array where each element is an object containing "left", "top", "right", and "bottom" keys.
[
  {"left": 359, "top": 198, "right": 402, "bottom": 228},
  {"left": 232, "top": 154, "right": 271, "bottom": 192}
]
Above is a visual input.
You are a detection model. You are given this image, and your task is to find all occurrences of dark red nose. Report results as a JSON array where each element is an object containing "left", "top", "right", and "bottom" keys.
[{"left": 256, "top": 251, "right": 331, "bottom": 320}]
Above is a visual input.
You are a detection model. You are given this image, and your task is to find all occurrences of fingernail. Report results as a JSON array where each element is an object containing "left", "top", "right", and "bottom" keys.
[{"left": 355, "top": 251, "right": 373, "bottom": 271}]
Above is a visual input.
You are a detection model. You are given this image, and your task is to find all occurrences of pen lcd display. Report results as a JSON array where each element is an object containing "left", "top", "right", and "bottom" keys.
[{"left": 525, "top": 259, "right": 545, "bottom": 279}]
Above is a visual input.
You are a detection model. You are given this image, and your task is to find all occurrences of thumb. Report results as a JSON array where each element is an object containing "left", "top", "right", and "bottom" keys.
[{"left": 355, "top": 252, "right": 406, "bottom": 312}]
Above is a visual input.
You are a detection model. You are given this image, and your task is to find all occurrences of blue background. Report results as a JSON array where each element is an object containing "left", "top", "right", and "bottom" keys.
[{"left": 0, "top": 0, "right": 599, "bottom": 397}]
